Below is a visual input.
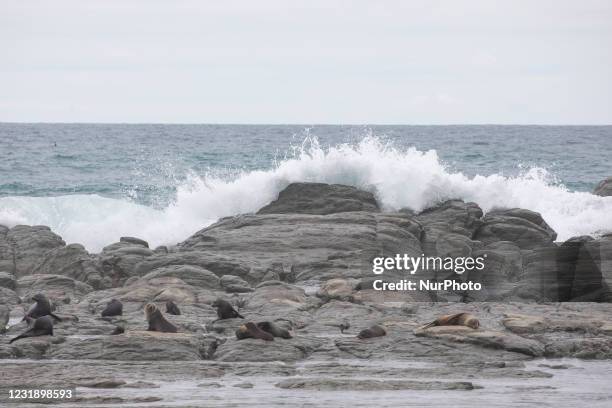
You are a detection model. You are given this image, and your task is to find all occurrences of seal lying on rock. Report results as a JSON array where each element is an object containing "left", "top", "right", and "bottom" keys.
[
  {"left": 235, "top": 322, "right": 274, "bottom": 341},
  {"left": 24, "top": 294, "right": 62, "bottom": 322},
  {"left": 357, "top": 324, "right": 387, "bottom": 339},
  {"left": 212, "top": 299, "right": 244, "bottom": 321},
  {"left": 165, "top": 300, "right": 181, "bottom": 316},
  {"left": 10, "top": 316, "right": 54, "bottom": 343},
  {"left": 101, "top": 299, "right": 123, "bottom": 317},
  {"left": 144, "top": 303, "right": 178, "bottom": 333},
  {"left": 420, "top": 312, "right": 480, "bottom": 330},
  {"left": 256, "top": 321, "right": 292, "bottom": 339}
]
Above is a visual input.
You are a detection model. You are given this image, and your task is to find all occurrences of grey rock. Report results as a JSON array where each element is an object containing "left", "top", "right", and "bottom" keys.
[
  {"left": 49, "top": 331, "right": 217, "bottom": 360},
  {"left": 180, "top": 211, "right": 421, "bottom": 283},
  {"left": 0, "top": 287, "right": 20, "bottom": 306},
  {"left": 519, "top": 247, "right": 562, "bottom": 301},
  {"left": 153, "top": 245, "right": 168, "bottom": 254},
  {"left": 96, "top": 241, "right": 155, "bottom": 288},
  {"left": 468, "top": 242, "right": 522, "bottom": 300},
  {"left": 544, "top": 337, "right": 612, "bottom": 359},
  {"left": 556, "top": 236, "right": 594, "bottom": 301},
  {"left": 220, "top": 275, "right": 252, "bottom": 293},
  {"left": 276, "top": 378, "right": 479, "bottom": 391},
  {"left": 257, "top": 182, "right": 380, "bottom": 215},
  {"left": 5, "top": 336, "right": 60, "bottom": 359},
  {"left": 593, "top": 176, "right": 612, "bottom": 196},
  {"left": 416, "top": 201, "right": 483, "bottom": 273},
  {"left": 120, "top": 237, "right": 149, "bottom": 248},
  {"left": 79, "top": 379, "right": 127, "bottom": 388},
  {"left": 502, "top": 313, "right": 606, "bottom": 334},
  {"left": 0, "top": 271, "right": 16, "bottom": 290},
  {"left": 0, "top": 304, "right": 8, "bottom": 333},
  {"left": 232, "top": 382, "right": 254, "bottom": 388},
  {"left": 198, "top": 382, "right": 223, "bottom": 388},
  {"left": 140, "top": 265, "right": 220, "bottom": 289},
  {"left": 474, "top": 208, "right": 557, "bottom": 249},
  {"left": 82, "top": 276, "right": 215, "bottom": 306},
  {"left": 215, "top": 337, "right": 321, "bottom": 362},
  {"left": 135, "top": 251, "right": 251, "bottom": 281},
  {"left": 248, "top": 281, "right": 309, "bottom": 313},
  {"left": 3, "top": 225, "right": 65, "bottom": 278},
  {"left": 121, "top": 381, "right": 160, "bottom": 388},
  {"left": 16, "top": 274, "right": 93, "bottom": 303},
  {"left": 415, "top": 326, "right": 545, "bottom": 357},
  {"left": 0, "top": 225, "right": 12, "bottom": 273},
  {"left": 31, "top": 244, "right": 102, "bottom": 289},
  {"left": 316, "top": 278, "right": 356, "bottom": 302},
  {"left": 570, "top": 236, "right": 612, "bottom": 301},
  {"left": 417, "top": 199, "right": 483, "bottom": 236}
]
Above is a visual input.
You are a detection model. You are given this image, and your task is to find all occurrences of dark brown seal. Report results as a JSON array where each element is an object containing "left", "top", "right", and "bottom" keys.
[
  {"left": 165, "top": 300, "right": 181, "bottom": 316},
  {"left": 256, "top": 321, "right": 292, "bottom": 339},
  {"left": 212, "top": 298, "right": 244, "bottom": 321},
  {"left": 101, "top": 299, "right": 123, "bottom": 317},
  {"left": 420, "top": 312, "right": 480, "bottom": 330},
  {"left": 235, "top": 322, "right": 274, "bottom": 341},
  {"left": 24, "top": 294, "right": 62, "bottom": 322},
  {"left": 10, "top": 316, "right": 54, "bottom": 343},
  {"left": 144, "top": 303, "right": 178, "bottom": 333},
  {"left": 357, "top": 324, "right": 387, "bottom": 339}
]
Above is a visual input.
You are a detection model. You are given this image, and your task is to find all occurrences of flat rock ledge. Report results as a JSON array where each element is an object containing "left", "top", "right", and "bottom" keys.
[{"left": 276, "top": 378, "right": 480, "bottom": 391}]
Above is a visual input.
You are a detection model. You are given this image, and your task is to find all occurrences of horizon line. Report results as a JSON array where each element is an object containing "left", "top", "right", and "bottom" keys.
[{"left": 2, "top": 121, "right": 612, "bottom": 127}]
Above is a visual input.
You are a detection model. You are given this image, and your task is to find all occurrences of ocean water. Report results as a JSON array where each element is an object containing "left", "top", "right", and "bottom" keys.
[{"left": 0, "top": 123, "right": 611, "bottom": 252}]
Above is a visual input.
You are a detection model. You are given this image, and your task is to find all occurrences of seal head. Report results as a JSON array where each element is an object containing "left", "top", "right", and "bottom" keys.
[{"left": 144, "top": 303, "right": 178, "bottom": 333}]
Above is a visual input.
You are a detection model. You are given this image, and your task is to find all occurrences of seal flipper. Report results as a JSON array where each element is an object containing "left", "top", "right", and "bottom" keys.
[
  {"left": 9, "top": 328, "right": 49, "bottom": 343},
  {"left": 418, "top": 321, "right": 437, "bottom": 330},
  {"left": 49, "top": 313, "right": 63, "bottom": 322},
  {"left": 443, "top": 313, "right": 466, "bottom": 325},
  {"left": 9, "top": 330, "right": 33, "bottom": 343}
]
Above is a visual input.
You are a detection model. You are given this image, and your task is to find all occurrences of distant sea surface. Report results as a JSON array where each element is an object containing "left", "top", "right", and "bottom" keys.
[{"left": 1, "top": 123, "right": 611, "bottom": 252}]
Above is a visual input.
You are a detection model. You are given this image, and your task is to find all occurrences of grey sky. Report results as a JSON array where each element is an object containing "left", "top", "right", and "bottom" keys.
[{"left": 1, "top": 0, "right": 611, "bottom": 124}]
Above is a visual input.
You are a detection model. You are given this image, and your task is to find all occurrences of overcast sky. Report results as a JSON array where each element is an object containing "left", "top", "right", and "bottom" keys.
[{"left": 1, "top": 0, "right": 611, "bottom": 124}]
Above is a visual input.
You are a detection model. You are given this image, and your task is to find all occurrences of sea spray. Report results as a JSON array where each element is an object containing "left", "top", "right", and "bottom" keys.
[{"left": 1, "top": 136, "right": 611, "bottom": 252}]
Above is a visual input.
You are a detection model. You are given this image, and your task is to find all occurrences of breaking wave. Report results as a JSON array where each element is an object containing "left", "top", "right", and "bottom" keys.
[{"left": 1, "top": 137, "right": 610, "bottom": 252}]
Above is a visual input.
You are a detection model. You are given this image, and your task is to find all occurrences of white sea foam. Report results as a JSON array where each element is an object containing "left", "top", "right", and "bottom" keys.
[{"left": 1, "top": 137, "right": 610, "bottom": 252}]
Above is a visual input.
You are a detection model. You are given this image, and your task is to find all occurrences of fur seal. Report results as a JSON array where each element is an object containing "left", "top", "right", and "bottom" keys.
[
  {"left": 111, "top": 325, "right": 125, "bottom": 335},
  {"left": 419, "top": 312, "right": 480, "bottom": 330},
  {"left": 339, "top": 322, "right": 350, "bottom": 334},
  {"left": 256, "top": 321, "right": 292, "bottom": 339},
  {"left": 211, "top": 298, "right": 244, "bottom": 320},
  {"left": 101, "top": 299, "right": 123, "bottom": 317},
  {"left": 24, "top": 294, "right": 62, "bottom": 322},
  {"left": 165, "top": 300, "right": 181, "bottom": 316},
  {"left": 235, "top": 322, "right": 274, "bottom": 341},
  {"left": 10, "top": 316, "right": 54, "bottom": 343},
  {"left": 357, "top": 324, "right": 387, "bottom": 339},
  {"left": 144, "top": 303, "right": 177, "bottom": 333}
]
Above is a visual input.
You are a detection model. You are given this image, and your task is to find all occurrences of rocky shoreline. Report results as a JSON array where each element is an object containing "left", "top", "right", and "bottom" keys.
[{"left": 1, "top": 181, "right": 611, "bottom": 406}]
